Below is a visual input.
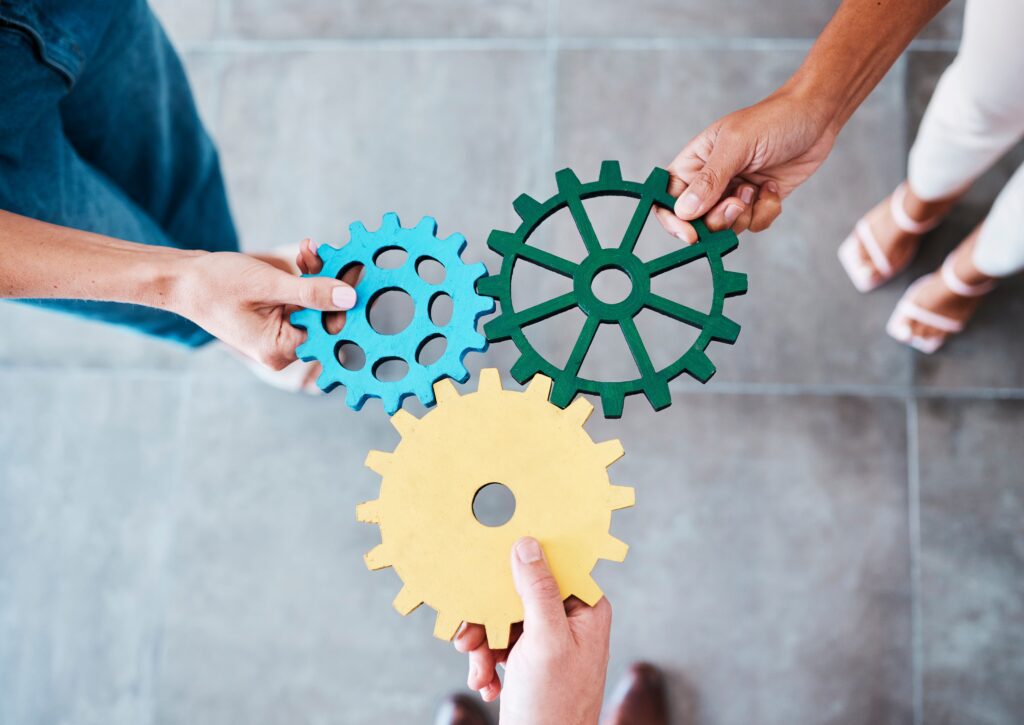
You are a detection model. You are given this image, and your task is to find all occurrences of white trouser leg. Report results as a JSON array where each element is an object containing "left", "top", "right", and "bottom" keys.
[
  {"left": 974, "top": 161, "right": 1024, "bottom": 278},
  {"left": 906, "top": 0, "right": 1024, "bottom": 200}
]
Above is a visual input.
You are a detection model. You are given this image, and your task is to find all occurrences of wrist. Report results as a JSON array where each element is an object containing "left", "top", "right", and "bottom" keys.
[
  {"left": 136, "top": 247, "right": 206, "bottom": 315},
  {"left": 779, "top": 70, "right": 844, "bottom": 138}
]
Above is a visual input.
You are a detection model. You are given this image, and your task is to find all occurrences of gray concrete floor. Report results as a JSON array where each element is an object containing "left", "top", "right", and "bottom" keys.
[{"left": 2, "top": 1, "right": 1022, "bottom": 724}]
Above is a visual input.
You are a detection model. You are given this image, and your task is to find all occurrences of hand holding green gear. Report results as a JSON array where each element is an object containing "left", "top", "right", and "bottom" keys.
[{"left": 477, "top": 161, "right": 748, "bottom": 419}]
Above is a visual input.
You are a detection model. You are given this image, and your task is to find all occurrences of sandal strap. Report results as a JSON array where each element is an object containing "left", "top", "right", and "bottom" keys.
[
  {"left": 855, "top": 219, "right": 893, "bottom": 277},
  {"left": 897, "top": 299, "right": 965, "bottom": 334},
  {"left": 941, "top": 255, "right": 996, "bottom": 297},
  {"left": 890, "top": 183, "right": 942, "bottom": 235}
]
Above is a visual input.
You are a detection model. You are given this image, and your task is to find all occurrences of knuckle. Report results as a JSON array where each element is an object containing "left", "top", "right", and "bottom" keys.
[{"left": 530, "top": 575, "right": 562, "bottom": 602}]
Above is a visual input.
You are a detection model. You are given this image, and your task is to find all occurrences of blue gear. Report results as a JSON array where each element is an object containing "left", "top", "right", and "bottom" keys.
[{"left": 290, "top": 213, "right": 494, "bottom": 415}]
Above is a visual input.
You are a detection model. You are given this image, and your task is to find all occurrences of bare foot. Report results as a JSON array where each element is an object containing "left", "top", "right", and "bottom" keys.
[
  {"left": 887, "top": 228, "right": 997, "bottom": 353},
  {"left": 840, "top": 183, "right": 957, "bottom": 292}
]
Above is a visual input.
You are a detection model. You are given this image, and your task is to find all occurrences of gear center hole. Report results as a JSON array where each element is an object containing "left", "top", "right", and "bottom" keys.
[
  {"left": 368, "top": 289, "right": 415, "bottom": 335},
  {"left": 472, "top": 482, "right": 516, "bottom": 527},
  {"left": 591, "top": 267, "right": 633, "bottom": 304}
]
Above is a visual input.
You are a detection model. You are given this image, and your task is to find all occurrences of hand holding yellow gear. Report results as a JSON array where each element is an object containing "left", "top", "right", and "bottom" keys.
[{"left": 357, "top": 368, "right": 634, "bottom": 648}]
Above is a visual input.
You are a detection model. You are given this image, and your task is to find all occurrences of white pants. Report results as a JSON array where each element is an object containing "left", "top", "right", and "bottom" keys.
[{"left": 906, "top": 0, "right": 1024, "bottom": 278}]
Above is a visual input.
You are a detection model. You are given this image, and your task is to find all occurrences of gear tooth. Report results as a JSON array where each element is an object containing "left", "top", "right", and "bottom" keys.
[
  {"left": 294, "top": 342, "right": 312, "bottom": 360},
  {"left": 381, "top": 212, "right": 402, "bottom": 232},
  {"left": 598, "top": 160, "right": 622, "bottom": 183},
  {"left": 563, "top": 397, "right": 594, "bottom": 426},
  {"left": 381, "top": 391, "right": 402, "bottom": 416},
  {"left": 477, "top": 368, "right": 502, "bottom": 393},
  {"left": 349, "top": 220, "right": 369, "bottom": 238},
  {"left": 364, "top": 544, "right": 391, "bottom": 571},
  {"left": 595, "top": 439, "right": 625, "bottom": 467},
  {"left": 487, "top": 229, "right": 519, "bottom": 255},
  {"left": 346, "top": 387, "right": 370, "bottom": 411},
  {"left": 599, "top": 388, "right": 625, "bottom": 419},
  {"left": 509, "top": 353, "right": 542, "bottom": 384},
  {"left": 554, "top": 167, "right": 582, "bottom": 194},
  {"left": 599, "top": 535, "right": 629, "bottom": 563},
  {"left": 721, "top": 270, "right": 749, "bottom": 297},
  {"left": 355, "top": 499, "right": 382, "bottom": 523},
  {"left": 433, "top": 612, "right": 462, "bottom": 642},
  {"left": 525, "top": 374, "right": 552, "bottom": 401},
  {"left": 608, "top": 485, "right": 635, "bottom": 511},
  {"left": 485, "top": 622, "right": 511, "bottom": 650},
  {"left": 444, "top": 232, "right": 468, "bottom": 255},
  {"left": 468, "top": 262, "right": 489, "bottom": 281},
  {"left": 365, "top": 450, "right": 393, "bottom": 475},
  {"left": 433, "top": 378, "right": 460, "bottom": 404},
  {"left": 644, "top": 166, "right": 671, "bottom": 192},
  {"left": 643, "top": 377, "right": 673, "bottom": 411},
  {"left": 389, "top": 409, "right": 418, "bottom": 437},
  {"left": 682, "top": 348, "right": 716, "bottom": 383},
  {"left": 475, "top": 274, "right": 504, "bottom": 299},
  {"left": 708, "top": 315, "right": 741, "bottom": 344},
  {"left": 512, "top": 193, "right": 543, "bottom": 222},
  {"left": 414, "top": 215, "right": 438, "bottom": 234},
  {"left": 574, "top": 575, "right": 605, "bottom": 606},
  {"left": 550, "top": 376, "right": 579, "bottom": 409},
  {"left": 392, "top": 585, "right": 422, "bottom": 615}
]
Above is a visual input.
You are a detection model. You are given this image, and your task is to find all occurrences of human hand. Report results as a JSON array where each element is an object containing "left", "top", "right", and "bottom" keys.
[
  {"left": 656, "top": 88, "right": 838, "bottom": 240},
  {"left": 171, "top": 240, "right": 356, "bottom": 370},
  {"left": 453, "top": 537, "right": 611, "bottom": 725}
]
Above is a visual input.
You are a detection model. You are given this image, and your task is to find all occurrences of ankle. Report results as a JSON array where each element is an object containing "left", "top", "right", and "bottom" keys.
[{"left": 902, "top": 182, "right": 957, "bottom": 222}]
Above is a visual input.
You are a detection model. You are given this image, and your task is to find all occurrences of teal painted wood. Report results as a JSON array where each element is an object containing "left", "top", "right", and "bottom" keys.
[
  {"left": 291, "top": 214, "right": 493, "bottom": 415},
  {"left": 478, "top": 161, "right": 748, "bottom": 419}
]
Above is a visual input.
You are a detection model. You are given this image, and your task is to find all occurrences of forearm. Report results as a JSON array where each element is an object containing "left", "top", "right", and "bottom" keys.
[
  {"left": 786, "top": 0, "right": 949, "bottom": 132},
  {"left": 0, "top": 209, "right": 198, "bottom": 310}
]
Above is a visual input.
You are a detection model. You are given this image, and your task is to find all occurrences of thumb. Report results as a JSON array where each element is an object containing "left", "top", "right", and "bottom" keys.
[
  {"left": 271, "top": 270, "right": 357, "bottom": 311},
  {"left": 511, "top": 537, "right": 567, "bottom": 639},
  {"left": 674, "top": 140, "right": 749, "bottom": 221}
]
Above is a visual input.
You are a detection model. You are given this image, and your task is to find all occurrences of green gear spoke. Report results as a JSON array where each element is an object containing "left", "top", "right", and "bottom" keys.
[
  {"left": 556, "top": 169, "right": 603, "bottom": 256},
  {"left": 551, "top": 315, "right": 600, "bottom": 407},
  {"left": 514, "top": 244, "right": 580, "bottom": 278},
  {"left": 645, "top": 244, "right": 707, "bottom": 276},
  {"left": 486, "top": 292, "right": 577, "bottom": 340},
  {"left": 618, "top": 194, "right": 657, "bottom": 254},
  {"left": 619, "top": 317, "right": 672, "bottom": 410},
  {"left": 646, "top": 294, "right": 740, "bottom": 343}
]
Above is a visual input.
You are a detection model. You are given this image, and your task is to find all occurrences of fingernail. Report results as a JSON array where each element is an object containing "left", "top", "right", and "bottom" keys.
[
  {"left": 515, "top": 537, "right": 542, "bottom": 563},
  {"left": 766, "top": 181, "right": 779, "bottom": 194},
  {"left": 675, "top": 231, "right": 696, "bottom": 246},
  {"left": 307, "top": 238, "right": 318, "bottom": 254},
  {"left": 332, "top": 286, "right": 356, "bottom": 309},
  {"left": 676, "top": 192, "right": 701, "bottom": 217},
  {"left": 497, "top": 662, "right": 505, "bottom": 671},
  {"left": 455, "top": 622, "right": 467, "bottom": 639},
  {"left": 740, "top": 186, "right": 755, "bottom": 205},
  {"left": 724, "top": 204, "right": 743, "bottom": 224}
]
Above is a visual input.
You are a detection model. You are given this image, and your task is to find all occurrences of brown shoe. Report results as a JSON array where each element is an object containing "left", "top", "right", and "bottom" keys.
[
  {"left": 601, "top": 662, "right": 669, "bottom": 725},
  {"left": 434, "top": 693, "right": 491, "bottom": 725}
]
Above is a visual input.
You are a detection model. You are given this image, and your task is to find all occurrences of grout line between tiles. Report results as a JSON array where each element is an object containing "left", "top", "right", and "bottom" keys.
[
  {"left": 906, "top": 396, "right": 923, "bottom": 725},
  {"left": 171, "top": 36, "right": 958, "bottom": 55}
]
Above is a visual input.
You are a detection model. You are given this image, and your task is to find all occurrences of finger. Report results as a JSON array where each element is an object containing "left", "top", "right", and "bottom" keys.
[
  {"left": 467, "top": 645, "right": 497, "bottom": 692},
  {"left": 272, "top": 270, "right": 356, "bottom": 311},
  {"left": 674, "top": 140, "right": 751, "bottom": 221},
  {"left": 510, "top": 537, "right": 567, "bottom": 640},
  {"left": 732, "top": 184, "right": 757, "bottom": 233},
  {"left": 703, "top": 195, "right": 746, "bottom": 232},
  {"left": 297, "top": 238, "right": 323, "bottom": 275},
  {"left": 480, "top": 672, "right": 502, "bottom": 703},
  {"left": 749, "top": 181, "right": 782, "bottom": 232},
  {"left": 454, "top": 623, "right": 487, "bottom": 654},
  {"left": 654, "top": 206, "right": 698, "bottom": 244}
]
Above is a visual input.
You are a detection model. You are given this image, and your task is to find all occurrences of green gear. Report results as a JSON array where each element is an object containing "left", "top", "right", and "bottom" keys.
[{"left": 477, "top": 161, "right": 748, "bottom": 419}]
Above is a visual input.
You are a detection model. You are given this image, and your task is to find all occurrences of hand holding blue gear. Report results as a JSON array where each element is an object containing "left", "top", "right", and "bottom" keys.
[{"left": 290, "top": 213, "right": 494, "bottom": 414}]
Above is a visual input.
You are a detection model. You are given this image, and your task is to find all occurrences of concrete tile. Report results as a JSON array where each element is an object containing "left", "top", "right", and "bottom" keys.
[
  {"left": 215, "top": 49, "right": 546, "bottom": 263},
  {"left": 155, "top": 376, "right": 468, "bottom": 723},
  {"left": 586, "top": 392, "right": 913, "bottom": 723},
  {"left": 150, "top": 0, "right": 220, "bottom": 46},
  {"left": 557, "top": 0, "right": 963, "bottom": 39},
  {"left": 530, "top": 48, "right": 911, "bottom": 388},
  {"left": 917, "top": 399, "right": 1024, "bottom": 724},
  {"left": 227, "top": 0, "right": 546, "bottom": 39},
  {"left": 905, "top": 52, "right": 1024, "bottom": 390},
  {"left": 0, "top": 371, "right": 183, "bottom": 725}
]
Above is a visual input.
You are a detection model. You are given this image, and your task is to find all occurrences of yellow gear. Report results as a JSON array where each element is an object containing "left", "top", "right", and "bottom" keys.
[{"left": 357, "top": 368, "right": 635, "bottom": 648}]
